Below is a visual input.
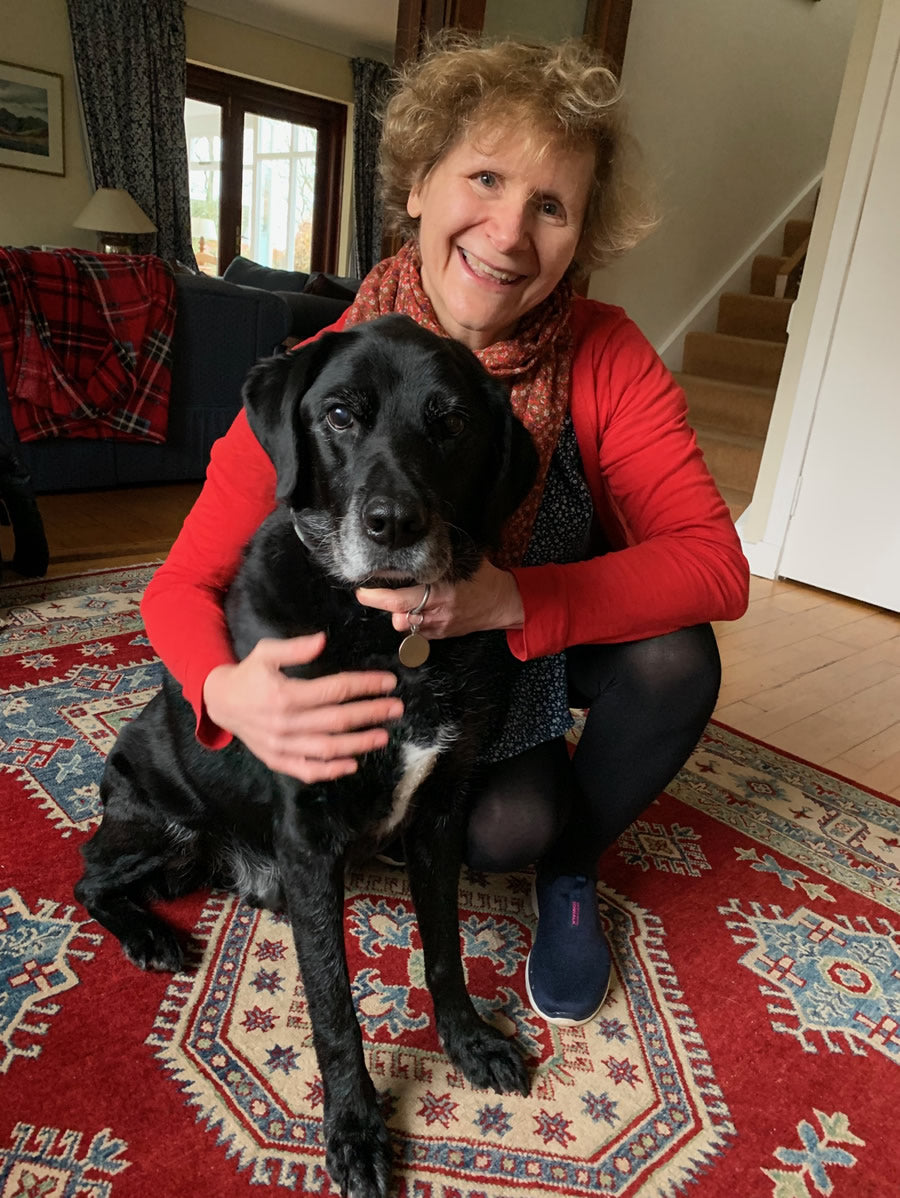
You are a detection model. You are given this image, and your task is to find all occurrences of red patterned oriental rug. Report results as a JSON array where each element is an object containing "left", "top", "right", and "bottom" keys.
[{"left": 0, "top": 565, "right": 896, "bottom": 1198}]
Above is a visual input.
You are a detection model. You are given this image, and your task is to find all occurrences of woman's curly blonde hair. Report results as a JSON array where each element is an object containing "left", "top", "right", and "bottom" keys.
[{"left": 378, "top": 34, "right": 656, "bottom": 273}]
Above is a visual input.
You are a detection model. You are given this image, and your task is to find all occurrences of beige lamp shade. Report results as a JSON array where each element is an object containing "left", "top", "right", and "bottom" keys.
[{"left": 74, "top": 188, "right": 156, "bottom": 253}]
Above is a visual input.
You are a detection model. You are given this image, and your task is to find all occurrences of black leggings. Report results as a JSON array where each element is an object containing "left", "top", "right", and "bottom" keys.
[{"left": 465, "top": 624, "right": 721, "bottom": 876}]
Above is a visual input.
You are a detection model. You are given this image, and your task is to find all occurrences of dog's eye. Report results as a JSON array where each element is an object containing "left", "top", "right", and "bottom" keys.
[
  {"left": 326, "top": 405, "right": 354, "bottom": 431},
  {"left": 438, "top": 412, "right": 466, "bottom": 438}
]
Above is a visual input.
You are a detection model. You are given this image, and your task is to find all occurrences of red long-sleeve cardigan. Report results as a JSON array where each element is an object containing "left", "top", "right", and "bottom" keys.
[{"left": 141, "top": 297, "right": 750, "bottom": 748}]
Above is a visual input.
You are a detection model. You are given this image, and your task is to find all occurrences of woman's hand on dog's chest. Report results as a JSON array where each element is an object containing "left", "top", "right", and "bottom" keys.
[
  {"left": 356, "top": 559, "right": 524, "bottom": 640},
  {"left": 202, "top": 631, "right": 404, "bottom": 783}
]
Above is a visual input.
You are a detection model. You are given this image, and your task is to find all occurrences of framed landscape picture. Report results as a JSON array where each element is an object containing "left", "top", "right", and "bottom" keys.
[{"left": 0, "top": 61, "right": 65, "bottom": 176}]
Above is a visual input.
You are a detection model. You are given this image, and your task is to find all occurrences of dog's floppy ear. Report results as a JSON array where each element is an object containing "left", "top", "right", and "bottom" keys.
[
  {"left": 439, "top": 337, "right": 539, "bottom": 542},
  {"left": 483, "top": 382, "right": 540, "bottom": 540},
  {"left": 242, "top": 337, "right": 330, "bottom": 502}
]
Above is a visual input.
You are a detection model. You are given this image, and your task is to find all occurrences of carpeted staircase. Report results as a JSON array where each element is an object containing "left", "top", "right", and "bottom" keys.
[{"left": 677, "top": 219, "right": 812, "bottom": 518}]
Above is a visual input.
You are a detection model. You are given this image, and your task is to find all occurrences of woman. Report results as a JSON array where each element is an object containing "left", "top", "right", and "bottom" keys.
[{"left": 143, "top": 37, "right": 749, "bottom": 1027}]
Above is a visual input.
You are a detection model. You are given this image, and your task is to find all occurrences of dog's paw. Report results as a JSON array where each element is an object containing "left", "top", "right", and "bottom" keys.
[
  {"left": 121, "top": 920, "right": 184, "bottom": 973},
  {"left": 443, "top": 1019, "right": 530, "bottom": 1097},
  {"left": 324, "top": 1107, "right": 393, "bottom": 1198}
]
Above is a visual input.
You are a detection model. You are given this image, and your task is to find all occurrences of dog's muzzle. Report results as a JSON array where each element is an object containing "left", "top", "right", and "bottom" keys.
[{"left": 291, "top": 499, "right": 452, "bottom": 588}]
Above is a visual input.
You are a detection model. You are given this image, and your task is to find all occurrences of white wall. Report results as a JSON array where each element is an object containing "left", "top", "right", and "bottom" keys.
[
  {"left": 482, "top": 0, "right": 586, "bottom": 42},
  {"left": 186, "top": 0, "right": 395, "bottom": 63},
  {"left": 591, "top": 0, "right": 858, "bottom": 354},
  {"left": 184, "top": 7, "right": 354, "bottom": 103}
]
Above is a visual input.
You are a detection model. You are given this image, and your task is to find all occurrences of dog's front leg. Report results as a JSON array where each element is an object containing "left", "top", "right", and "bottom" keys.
[
  {"left": 274, "top": 801, "right": 392, "bottom": 1198},
  {"left": 405, "top": 802, "right": 530, "bottom": 1098}
]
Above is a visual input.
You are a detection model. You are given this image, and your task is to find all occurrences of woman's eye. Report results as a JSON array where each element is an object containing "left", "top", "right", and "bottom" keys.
[
  {"left": 326, "top": 405, "right": 354, "bottom": 430},
  {"left": 539, "top": 198, "right": 563, "bottom": 220},
  {"left": 476, "top": 171, "right": 497, "bottom": 188}
]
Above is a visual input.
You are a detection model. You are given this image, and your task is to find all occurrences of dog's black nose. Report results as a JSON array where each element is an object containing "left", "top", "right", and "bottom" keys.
[{"left": 362, "top": 495, "right": 427, "bottom": 548}]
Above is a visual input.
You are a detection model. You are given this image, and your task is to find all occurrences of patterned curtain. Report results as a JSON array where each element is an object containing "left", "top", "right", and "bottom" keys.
[
  {"left": 350, "top": 58, "right": 393, "bottom": 276},
  {"left": 66, "top": 0, "right": 196, "bottom": 266}
]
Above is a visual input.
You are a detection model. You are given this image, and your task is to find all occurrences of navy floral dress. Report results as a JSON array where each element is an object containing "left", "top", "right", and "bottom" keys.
[{"left": 486, "top": 416, "right": 594, "bottom": 762}]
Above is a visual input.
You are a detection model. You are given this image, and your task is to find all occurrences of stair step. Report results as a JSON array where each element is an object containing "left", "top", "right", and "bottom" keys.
[
  {"left": 694, "top": 425, "right": 765, "bottom": 494},
  {"left": 750, "top": 255, "right": 788, "bottom": 296},
  {"left": 750, "top": 253, "right": 802, "bottom": 300},
  {"left": 682, "top": 331, "right": 785, "bottom": 388},
  {"left": 717, "top": 292, "right": 792, "bottom": 342},
  {"left": 783, "top": 219, "right": 813, "bottom": 257},
  {"left": 676, "top": 373, "right": 776, "bottom": 440},
  {"left": 720, "top": 485, "right": 754, "bottom": 521}
]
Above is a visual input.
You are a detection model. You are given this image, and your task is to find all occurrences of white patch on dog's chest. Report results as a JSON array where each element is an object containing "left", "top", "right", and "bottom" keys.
[
  {"left": 225, "top": 843, "right": 283, "bottom": 909},
  {"left": 375, "top": 726, "right": 456, "bottom": 841}
]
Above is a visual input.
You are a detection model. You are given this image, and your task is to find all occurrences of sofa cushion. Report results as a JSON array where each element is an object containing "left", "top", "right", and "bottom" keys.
[
  {"left": 278, "top": 291, "right": 352, "bottom": 344},
  {"left": 303, "top": 272, "right": 360, "bottom": 301},
  {"left": 223, "top": 255, "right": 309, "bottom": 293}
]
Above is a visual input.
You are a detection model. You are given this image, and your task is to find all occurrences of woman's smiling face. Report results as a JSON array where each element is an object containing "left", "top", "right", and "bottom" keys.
[{"left": 406, "top": 127, "right": 596, "bottom": 351}]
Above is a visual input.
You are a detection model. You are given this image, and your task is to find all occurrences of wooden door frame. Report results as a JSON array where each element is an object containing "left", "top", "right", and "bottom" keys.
[
  {"left": 394, "top": 0, "right": 486, "bottom": 66},
  {"left": 394, "top": 0, "right": 632, "bottom": 76},
  {"left": 583, "top": 0, "right": 633, "bottom": 77}
]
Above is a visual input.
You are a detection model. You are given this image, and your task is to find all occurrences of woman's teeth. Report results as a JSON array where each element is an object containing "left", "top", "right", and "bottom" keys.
[{"left": 460, "top": 248, "right": 519, "bottom": 283}]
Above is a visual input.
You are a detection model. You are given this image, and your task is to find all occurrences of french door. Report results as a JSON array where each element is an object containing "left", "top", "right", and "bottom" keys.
[{"left": 184, "top": 64, "right": 346, "bottom": 276}]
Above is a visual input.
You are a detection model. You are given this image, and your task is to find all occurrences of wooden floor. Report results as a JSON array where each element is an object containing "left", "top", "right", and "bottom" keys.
[
  {"left": 15, "top": 482, "right": 203, "bottom": 573},
  {"left": 713, "top": 574, "right": 900, "bottom": 797},
  {"left": 4, "top": 483, "right": 899, "bottom": 798}
]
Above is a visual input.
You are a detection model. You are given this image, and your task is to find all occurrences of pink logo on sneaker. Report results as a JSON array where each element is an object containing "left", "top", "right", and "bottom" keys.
[{"left": 571, "top": 901, "right": 580, "bottom": 927}]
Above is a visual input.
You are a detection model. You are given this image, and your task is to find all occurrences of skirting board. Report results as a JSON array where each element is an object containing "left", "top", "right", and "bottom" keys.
[
  {"left": 735, "top": 511, "right": 783, "bottom": 580},
  {"left": 657, "top": 176, "right": 822, "bottom": 371}
]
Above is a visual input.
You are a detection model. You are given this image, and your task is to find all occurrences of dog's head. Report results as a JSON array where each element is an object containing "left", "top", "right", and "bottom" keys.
[{"left": 242, "top": 314, "right": 538, "bottom": 586}]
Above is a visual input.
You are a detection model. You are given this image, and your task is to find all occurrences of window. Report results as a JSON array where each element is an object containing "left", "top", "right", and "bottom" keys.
[{"left": 184, "top": 65, "right": 346, "bottom": 276}]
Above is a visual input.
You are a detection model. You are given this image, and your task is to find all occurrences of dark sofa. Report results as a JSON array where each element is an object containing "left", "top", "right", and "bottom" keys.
[
  {"left": 221, "top": 255, "right": 360, "bottom": 343},
  {"left": 0, "top": 261, "right": 358, "bottom": 495}
]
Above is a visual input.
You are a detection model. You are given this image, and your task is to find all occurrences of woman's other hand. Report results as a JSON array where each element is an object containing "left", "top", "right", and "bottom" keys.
[
  {"left": 356, "top": 558, "right": 524, "bottom": 639},
  {"left": 202, "top": 632, "right": 403, "bottom": 783}
]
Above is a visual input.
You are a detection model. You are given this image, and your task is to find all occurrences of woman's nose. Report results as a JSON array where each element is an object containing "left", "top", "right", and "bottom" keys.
[{"left": 487, "top": 200, "right": 531, "bottom": 253}]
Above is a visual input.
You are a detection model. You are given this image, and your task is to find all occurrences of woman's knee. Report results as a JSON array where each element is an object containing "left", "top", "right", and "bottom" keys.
[
  {"left": 630, "top": 624, "right": 721, "bottom": 709},
  {"left": 464, "top": 741, "right": 573, "bottom": 872},
  {"left": 465, "top": 789, "right": 560, "bottom": 872},
  {"left": 570, "top": 623, "right": 721, "bottom": 719}
]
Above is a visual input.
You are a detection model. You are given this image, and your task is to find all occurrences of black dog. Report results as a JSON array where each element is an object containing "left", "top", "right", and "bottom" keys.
[{"left": 75, "top": 314, "right": 538, "bottom": 1198}]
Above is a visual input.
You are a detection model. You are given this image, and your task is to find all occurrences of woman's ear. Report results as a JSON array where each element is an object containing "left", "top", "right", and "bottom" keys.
[{"left": 406, "top": 184, "right": 422, "bottom": 220}]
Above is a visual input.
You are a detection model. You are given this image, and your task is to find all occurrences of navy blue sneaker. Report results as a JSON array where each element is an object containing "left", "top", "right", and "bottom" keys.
[{"left": 525, "top": 871, "right": 611, "bottom": 1026}]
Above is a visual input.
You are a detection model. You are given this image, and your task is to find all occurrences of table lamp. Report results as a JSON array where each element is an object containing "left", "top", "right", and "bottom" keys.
[{"left": 74, "top": 188, "right": 157, "bottom": 254}]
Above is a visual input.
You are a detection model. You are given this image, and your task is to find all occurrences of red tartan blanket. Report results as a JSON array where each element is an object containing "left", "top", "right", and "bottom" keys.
[{"left": 0, "top": 247, "right": 175, "bottom": 442}]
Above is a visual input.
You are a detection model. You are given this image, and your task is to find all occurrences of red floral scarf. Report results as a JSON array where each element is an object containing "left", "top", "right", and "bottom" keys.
[{"left": 342, "top": 241, "right": 573, "bottom": 568}]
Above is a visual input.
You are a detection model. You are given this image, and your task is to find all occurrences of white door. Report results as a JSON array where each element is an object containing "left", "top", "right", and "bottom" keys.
[{"left": 778, "top": 45, "right": 900, "bottom": 613}]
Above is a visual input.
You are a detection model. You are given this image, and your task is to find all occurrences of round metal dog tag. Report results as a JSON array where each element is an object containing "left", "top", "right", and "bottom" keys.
[{"left": 398, "top": 632, "right": 430, "bottom": 668}]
